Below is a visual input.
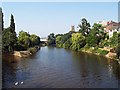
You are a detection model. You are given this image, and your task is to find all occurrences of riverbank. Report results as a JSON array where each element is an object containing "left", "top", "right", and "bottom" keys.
[
  {"left": 80, "top": 46, "right": 119, "bottom": 61},
  {"left": 4, "top": 46, "right": 40, "bottom": 58},
  {"left": 14, "top": 46, "right": 40, "bottom": 57}
]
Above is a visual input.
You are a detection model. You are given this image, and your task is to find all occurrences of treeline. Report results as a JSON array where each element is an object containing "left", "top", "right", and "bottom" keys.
[
  {"left": 2, "top": 14, "right": 40, "bottom": 53},
  {"left": 47, "top": 18, "right": 120, "bottom": 59}
]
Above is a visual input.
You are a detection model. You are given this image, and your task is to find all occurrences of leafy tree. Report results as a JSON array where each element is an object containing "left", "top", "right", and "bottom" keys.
[
  {"left": 55, "top": 32, "right": 72, "bottom": 48},
  {"left": 110, "top": 32, "right": 119, "bottom": 47},
  {"left": 115, "top": 44, "right": 120, "bottom": 59},
  {"left": 30, "top": 34, "right": 40, "bottom": 47},
  {"left": 47, "top": 33, "right": 56, "bottom": 45},
  {"left": 2, "top": 28, "right": 16, "bottom": 52},
  {"left": 63, "top": 38, "right": 72, "bottom": 49},
  {"left": 17, "top": 31, "right": 31, "bottom": 49},
  {"left": 78, "top": 18, "right": 91, "bottom": 36},
  {"left": 86, "top": 23, "right": 105, "bottom": 47},
  {"left": 71, "top": 33, "right": 86, "bottom": 51},
  {"left": 56, "top": 35, "right": 63, "bottom": 47}
]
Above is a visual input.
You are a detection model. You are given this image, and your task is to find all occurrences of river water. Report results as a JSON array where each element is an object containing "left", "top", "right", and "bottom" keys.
[{"left": 2, "top": 46, "right": 120, "bottom": 88}]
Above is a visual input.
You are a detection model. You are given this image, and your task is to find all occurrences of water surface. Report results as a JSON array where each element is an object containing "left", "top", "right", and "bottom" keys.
[{"left": 2, "top": 46, "right": 120, "bottom": 88}]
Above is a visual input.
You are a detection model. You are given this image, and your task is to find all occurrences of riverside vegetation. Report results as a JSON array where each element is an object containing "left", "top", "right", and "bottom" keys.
[
  {"left": 47, "top": 18, "right": 120, "bottom": 61},
  {"left": 2, "top": 14, "right": 41, "bottom": 57},
  {"left": 2, "top": 14, "right": 120, "bottom": 60}
]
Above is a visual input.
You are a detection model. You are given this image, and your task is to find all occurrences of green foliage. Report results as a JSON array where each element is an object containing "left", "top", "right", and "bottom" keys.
[
  {"left": 47, "top": 33, "right": 56, "bottom": 45},
  {"left": 2, "top": 14, "right": 17, "bottom": 53},
  {"left": 27, "top": 46, "right": 39, "bottom": 54},
  {"left": 10, "top": 14, "right": 15, "bottom": 32},
  {"left": 109, "top": 32, "right": 119, "bottom": 47},
  {"left": 30, "top": 34, "right": 40, "bottom": 47},
  {"left": 86, "top": 23, "right": 105, "bottom": 47},
  {"left": 56, "top": 35, "right": 63, "bottom": 47},
  {"left": 2, "top": 28, "right": 17, "bottom": 52},
  {"left": 17, "top": 31, "right": 40, "bottom": 50},
  {"left": 55, "top": 32, "right": 72, "bottom": 48},
  {"left": 78, "top": 18, "right": 91, "bottom": 36},
  {"left": 71, "top": 33, "right": 86, "bottom": 51},
  {"left": 95, "top": 49, "right": 109, "bottom": 55},
  {"left": 17, "top": 31, "right": 31, "bottom": 50},
  {"left": 63, "top": 38, "right": 72, "bottom": 49},
  {"left": 115, "top": 44, "right": 120, "bottom": 59}
]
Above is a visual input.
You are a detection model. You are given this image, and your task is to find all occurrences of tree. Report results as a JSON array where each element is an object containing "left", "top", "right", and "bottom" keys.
[
  {"left": 9, "top": 14, "right": 17, "bottom": 50},
  {"left": 2, "top": 14, "right": 17, "bottom": 52},
  {"left": 63, "top": 38, "right": 72, "bottom": 49},
  {"left": 17, "top": 31, "right": 31, "bottom": 50},
  {"left": 10, "top": 14, "right": 15, "bottom": 32},
  {"left": 30, "top": 34, "right": 40, "bottom": 47},
  {"left": 71, "top": 33, "right": 86, "bottom": 51},
  {"left": 78, "top": 18, "right": 91, "bottom": 36},
  {"left": 2, "top": 27, "right": 16, "bottom": 52},
  {"left": 55, "top": 32, "right": 72, "bottom": 48},
  {"left": 86, "top": 23, "right": 105, "bottom": 47},
  {"left": 110, "top": 32, "right": 119, "bottom": 47},
  {"left": 47, "top": 33, "right": 56, "bottom": 45}
]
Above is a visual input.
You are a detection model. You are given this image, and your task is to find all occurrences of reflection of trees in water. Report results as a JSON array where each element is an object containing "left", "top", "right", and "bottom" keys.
[
  {"left": 111, "top": 61, "right": 120, "bottom": 80},
  {"left": 3, "top": 54, "right": 33, "bottom": 88},
  {"left": 2, "top": 55, "right": 18, "bottom": 88},
  {"left": 71, "top": 51, "right": 119, "bottom": 85}
]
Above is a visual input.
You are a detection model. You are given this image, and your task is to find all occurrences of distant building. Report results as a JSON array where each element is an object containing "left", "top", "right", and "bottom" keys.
[
  {"left": 98, "top": 20, "right": 120, "bottom": 38},
  {"left": 105, "top": 21, "right": 119, "bottom": 38},
  {"left": 70, "top": 25, "right": 75, "bottom": 32}
]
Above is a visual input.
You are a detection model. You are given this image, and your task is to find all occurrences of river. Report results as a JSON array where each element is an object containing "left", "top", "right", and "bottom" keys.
[{"left": 2, "top": 46, "right": 120, "bottom": 88}]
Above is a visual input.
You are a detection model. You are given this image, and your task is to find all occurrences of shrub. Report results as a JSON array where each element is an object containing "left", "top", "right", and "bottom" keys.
[{"left": 27, "top": 47, "right": 37, "bottom": 54}]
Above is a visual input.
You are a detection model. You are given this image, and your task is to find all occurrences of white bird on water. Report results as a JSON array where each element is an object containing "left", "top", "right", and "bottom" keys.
[
  {"left": 21, "top": 81, "right": 23, "bottom": 84},
  {"left": 15, "top": 82, "right": 18, "bottom": 86}
]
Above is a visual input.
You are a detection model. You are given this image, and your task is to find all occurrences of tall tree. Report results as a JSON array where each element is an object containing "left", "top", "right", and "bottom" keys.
[
  {"left": 78, "top": 18, "right": 91, "bottom": 36},
  {"left": 2, "top": 14, "right": 17, "bottom": 52},
  {"left": 10, "top": 14, "right": 15, "bottom": 32}
]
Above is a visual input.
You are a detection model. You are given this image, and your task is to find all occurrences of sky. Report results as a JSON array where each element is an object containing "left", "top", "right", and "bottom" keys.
[{"left": 2, "top": 2, "right": 118, "bottom": 37}]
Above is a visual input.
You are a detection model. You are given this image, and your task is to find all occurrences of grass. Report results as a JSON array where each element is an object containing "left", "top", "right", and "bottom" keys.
[
  {"left": 80, "top": 45, "right": 109, "bottom": 55},
  {"left": 95, "top": 49, "right": 109, "bottom": 55}
]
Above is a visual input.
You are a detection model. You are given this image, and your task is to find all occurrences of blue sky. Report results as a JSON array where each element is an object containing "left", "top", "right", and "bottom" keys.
[{"left": 2, "top": 2, "right": 118, "bottom": 37}]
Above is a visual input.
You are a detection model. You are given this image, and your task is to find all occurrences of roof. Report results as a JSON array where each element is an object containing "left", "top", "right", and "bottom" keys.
[{"left": 105, "top": 21, "right": 120, "bottom": 30}]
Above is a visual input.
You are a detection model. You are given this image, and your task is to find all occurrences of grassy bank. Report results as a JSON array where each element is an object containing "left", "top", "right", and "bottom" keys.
[{"left": 80, "top": 46, "right": 118, "bottom": 60}]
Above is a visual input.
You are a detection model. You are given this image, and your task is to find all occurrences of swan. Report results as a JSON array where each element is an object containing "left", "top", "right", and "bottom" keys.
[
  {"left": 21, "top": 81, "right": 24, "bottom": 84},
  {"left": 15, "top": 82, "right": 18, "bottom": 85}
]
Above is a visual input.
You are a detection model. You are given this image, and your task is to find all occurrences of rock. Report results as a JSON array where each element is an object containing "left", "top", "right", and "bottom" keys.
[{"left": 106, "top": 52, "right": 117, "bottom": 58}]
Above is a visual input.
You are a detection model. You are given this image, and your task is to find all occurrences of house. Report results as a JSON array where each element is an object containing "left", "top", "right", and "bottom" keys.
[
  {"left": 105, "top": 21, "right": 119, "bottom": 38},
  {"left": 98, "top": 20, "right": 119, "bottom": 38}
]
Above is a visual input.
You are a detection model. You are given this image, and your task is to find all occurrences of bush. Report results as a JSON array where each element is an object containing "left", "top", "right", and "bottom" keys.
[{"left": 27, "top": 47, "right": 38, "bottom": 54}]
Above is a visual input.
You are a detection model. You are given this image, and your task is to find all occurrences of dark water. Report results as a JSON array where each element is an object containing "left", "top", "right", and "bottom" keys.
[{"left": 2, "top": 46, "right": 120, "bottom": 88}]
